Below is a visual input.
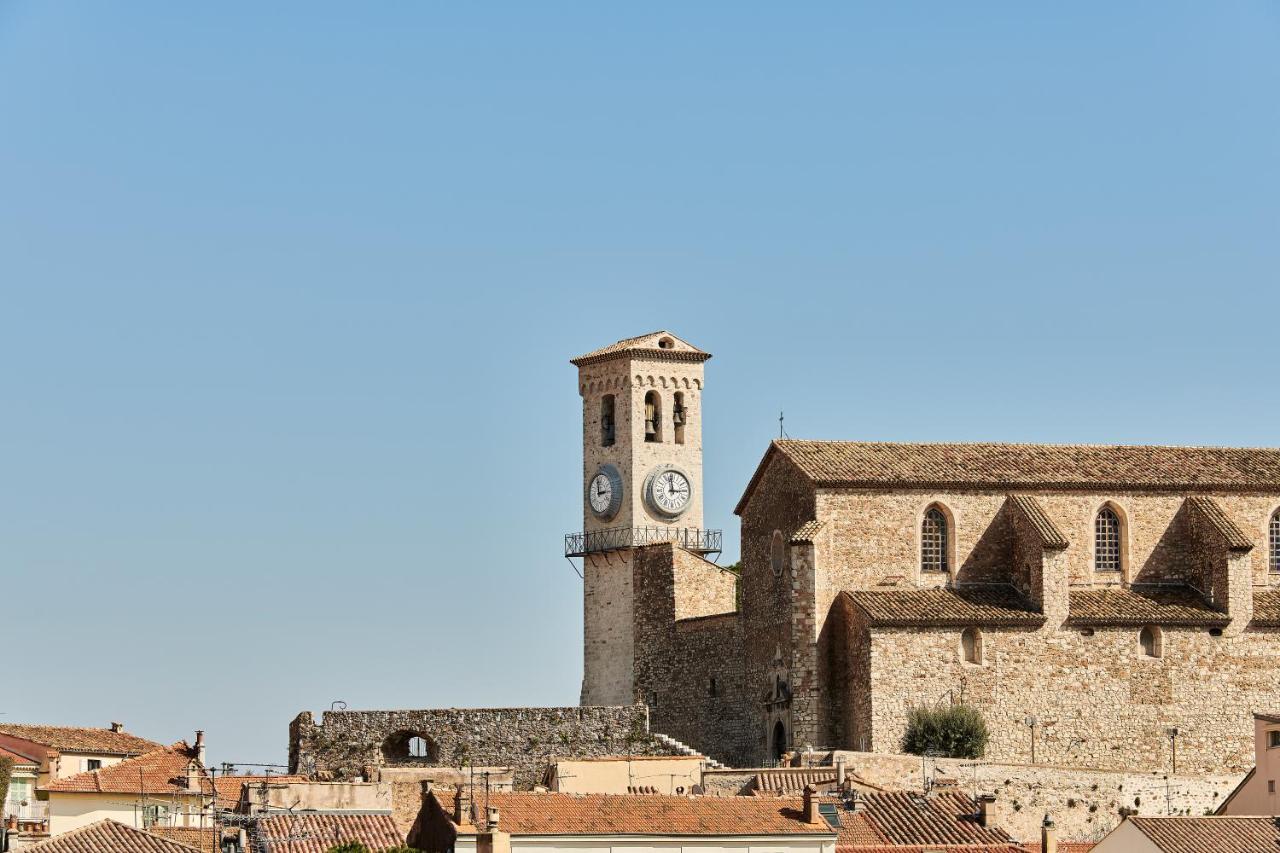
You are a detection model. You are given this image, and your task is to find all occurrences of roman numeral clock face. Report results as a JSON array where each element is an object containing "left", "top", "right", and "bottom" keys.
[{"left": 644, "top": 465, "right": 692, "bottom": 519}]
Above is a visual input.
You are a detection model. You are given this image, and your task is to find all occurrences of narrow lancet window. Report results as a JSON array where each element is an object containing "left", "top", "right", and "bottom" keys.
[
  {"left": 1095, "top": 507, "right": 1122, "bottom": 573},
  {"left": 600, "top": 394, "right": 615, "bottom": 447},
  {"left": 1270, "top": 510, "right": 1280, "bottom": 574},
  {"left": 921, "top": 506, "right": 949, "bottom": 573},
  {"left": 644, "top": 390, "right": 662, "bottom": 442},
  {"left": 672, "top": 391, "right": 686, "bottom": 445}
]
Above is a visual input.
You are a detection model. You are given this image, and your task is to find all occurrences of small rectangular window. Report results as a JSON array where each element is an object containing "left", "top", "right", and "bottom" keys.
[
  {"left": 86, "top": 759, "right": 102, "bottom": 771},
  {"left": 1269, "top": 780, "right": 1276, "bottom": 794},
  {"left": 1269, "top": 730, "right": 1280, "bottom": 749}
]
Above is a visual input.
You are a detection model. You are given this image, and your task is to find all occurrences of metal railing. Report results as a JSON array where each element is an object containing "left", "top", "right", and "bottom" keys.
[
  {"left": 565, "top": 526, "right": 722, "bottom": 557},
  {"left": 4, "top": 800, "right": 49, "bottom": 820}
]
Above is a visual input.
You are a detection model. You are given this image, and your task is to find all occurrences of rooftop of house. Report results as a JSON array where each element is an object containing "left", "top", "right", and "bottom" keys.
[
  {"left": 41, "top": 742, "right": 304, "bottom": 800},
  {"left": 438, "top": 790, "right": 835, "bottom": 837},
  {"left": 0, "top": 743, "right": 42, "bottom": 766},
  {"left": 145, "top": 827, "right": 220, "bottom": 853},
  {"left": 737, "top": 439, "right": 1280, "bottom": 513},
  {"left": 1120, "top": 815, "right": 1280, "bottom": 853},
  {"left": 751, "top": 768, "right": 886, "bottom": 796},
  {"left": 0, "top": 723, "right": 162, "bottom": 756},
  {"left": 251, "top": 813, "right": 403, "bottom": 853},
  {"left": 794, "top": 791, "right": 1023, "bottom": 852},
  {"left": 570, "top": 330, "right": 711, "bottom": 366},
  {"left": 22, "top": 819, "right": 205, "bottom": 853}
]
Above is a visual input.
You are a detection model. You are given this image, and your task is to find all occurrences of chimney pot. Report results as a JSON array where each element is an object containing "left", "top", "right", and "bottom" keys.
[
  {"left": 978, "top": 794, "right": 996, "bottom": 828},
  {"left": 194, "top": 731, "right": 207, "bottom": 765},
  {"left": 1041, "top": 813, "right": 1058, "bottom": 853},
  {"left": 109, "top": 722, "right": 124, "bottom": 733},
  {"left": 802, "top": 784, "right": 821, "bottom": 825}
]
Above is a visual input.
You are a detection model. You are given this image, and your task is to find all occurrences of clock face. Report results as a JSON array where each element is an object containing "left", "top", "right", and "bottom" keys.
[
  {"left": 587, "top": 465, "right": 623, "bottom": 520},
  {"left": 589, "top": 473, "right": 614, "bottom": 515},
  {"left": 645, "top": 466, "right": 692, "bottom": 518}
]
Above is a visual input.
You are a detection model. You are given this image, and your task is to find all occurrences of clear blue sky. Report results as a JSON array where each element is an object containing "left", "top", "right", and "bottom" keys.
[{"left": 2, "top": 2, "right": 1278, "bottom": 766}]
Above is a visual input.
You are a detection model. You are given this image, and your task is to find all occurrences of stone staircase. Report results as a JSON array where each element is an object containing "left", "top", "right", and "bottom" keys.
[{"left": 652, "top": 732, "right": 726, "bottom": 770}]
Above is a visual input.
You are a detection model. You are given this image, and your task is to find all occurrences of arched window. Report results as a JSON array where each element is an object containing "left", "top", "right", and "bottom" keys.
[
  {"left": 600, "top": 394, "right": 616, "bottom": 447},
  {"left": 1270, "top": 510, "right": 1280, "bottom": 574},
  {"left": 1095, "top": 506, "right": 1122, "bottom": 573},
  {"left": 921, "top": 506, "right": 949, "bottom": 573},
  {"left": 382, "top": 731, "right": 438, "bottom": 764},
  {"left": 772, "top": 721, "right": 787, "bottom": 761},
  {"left": 644, "top": 391, "right": 662, "bottom": 443},
  {"left": 1140, "top": 625, "right": 1162, "bottom": 658},
  {"left": 672, "top": 392, "right": 686, "bottom": 445},
  {"left": 961, "top": 627, "right": 983, "bottom": 664}
]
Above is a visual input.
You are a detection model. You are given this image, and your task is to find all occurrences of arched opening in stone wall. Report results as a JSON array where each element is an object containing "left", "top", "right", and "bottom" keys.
[
  {"left": 644, "top": 391, "right": 662, "bottom": 442},
  {"left": 772, "top": 721, "right": 787, "bottom": 762},
  {"left": 961, "top": 627, "right": 983, "bottom": 664},
  {"left": 672, "top": 391, "right": 686, "bottom": 445},
  {"left": 1140, "top": 625, "right": 1163, "bottom": 659},
  {"left": 382, "top": 730, "right": 439, "bottom": 764}
]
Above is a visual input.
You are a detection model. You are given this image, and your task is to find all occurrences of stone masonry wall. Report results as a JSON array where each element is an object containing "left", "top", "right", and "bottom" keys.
[
  {"left": 832, "top": 749, "right": 1243, "bottom": 844},
  {"left": 632, "top": 543, "right": 752, "bottom": 767},
  {"left": 582, "top": 549, "right": 636, "bottom": 706},
  {"left": 860, "top": 624, "right": 1280, "bottom": 774},
  {"left": 289, "top": 706, "right": 665, "bottom": 790}
]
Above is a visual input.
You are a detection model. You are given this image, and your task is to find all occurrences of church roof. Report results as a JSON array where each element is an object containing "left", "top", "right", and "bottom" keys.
[
  {"left": 1184, "top": 497, "right": 1254, "bottom": 550},
  {"left": 736, "top": 439, "right": 1280, "bottom": 514},
  {"left": 1006, "top": 495, "right": 1069, "bottom": 549},
  {"left": 1251, "top": 588, "right": 1280, "bottom": 626},
  {"left": 1066, "top": 585, "right": 1229, "bottom": 627},
  {"left": 570, "top": 331, "right": 710, "bottom": 367},
  {"left": 843, "top": 585, "right": 1045, "bottom": 628}
]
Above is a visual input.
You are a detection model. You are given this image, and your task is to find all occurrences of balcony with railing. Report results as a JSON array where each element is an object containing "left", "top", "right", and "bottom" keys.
[
  {"left": 565, "top": 526, "right": 722, "bottom": 558},
  {"left": 3, "top": 799, "right": 50, "bottom": 834}
]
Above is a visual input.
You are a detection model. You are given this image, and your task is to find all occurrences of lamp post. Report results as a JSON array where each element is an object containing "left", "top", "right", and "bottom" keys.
[
  {"left": 1164, "top": 727, "right": 1179, "bottom": 775},
  {"left": 1024, "top": 716, "right": 1039, "bottom": 765}
]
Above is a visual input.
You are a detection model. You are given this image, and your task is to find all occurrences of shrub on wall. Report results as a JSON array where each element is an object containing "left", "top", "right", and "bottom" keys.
[
  {"left": 0, "top": 756, "right": 14, "bottom": 808},
  {"left": 901, "top": 703, "right": 989, "bottom": 759}
]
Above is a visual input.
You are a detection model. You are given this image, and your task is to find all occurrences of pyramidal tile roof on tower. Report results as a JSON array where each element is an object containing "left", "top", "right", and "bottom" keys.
[
  {"left": 570, "top": 331, "right": 711, "bottom": 366},
  {"left": 737, "top": 439, "right": 1280, "bottom": 514}
]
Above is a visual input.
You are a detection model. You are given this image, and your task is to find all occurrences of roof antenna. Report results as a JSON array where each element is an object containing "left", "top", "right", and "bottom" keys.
[{"left": 779, "top": 411, "right": 789, "bottom": 439}]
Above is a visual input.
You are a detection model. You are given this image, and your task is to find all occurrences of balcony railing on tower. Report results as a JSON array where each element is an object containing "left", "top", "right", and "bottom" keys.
[{"left": 565, "top": 526, "right": 722, "bottom": 558}]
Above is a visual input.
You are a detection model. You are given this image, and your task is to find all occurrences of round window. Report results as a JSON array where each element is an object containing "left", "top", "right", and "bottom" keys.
[{"left": 770, "top": 531, "right": 785, "bottom": 577}]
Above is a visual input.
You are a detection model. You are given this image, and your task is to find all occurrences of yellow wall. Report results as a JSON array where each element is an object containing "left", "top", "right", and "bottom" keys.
[
  {"left": 550, "top": 757, "right": 704, "bottom": 795},
  {"left": 47, "top": 792, "right": 208, "bottom": 836}
]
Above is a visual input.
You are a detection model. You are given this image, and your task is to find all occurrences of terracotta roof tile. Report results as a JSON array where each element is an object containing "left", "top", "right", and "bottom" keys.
[
  {"left": 0, "top": 724, "right": 161, "bottom": 756},
  {"left": 452, "top": 792, "right": 834, "bottom": 836},
  {"left": 1185, "top": 497, "right": 1254, "bottom": 551},
  {"left": 23, "top": 819, "right": 203, "bottom": 853},
  {"left": 844, "top": 586, "right": 1045, "bottom": 628},
  {"left": 1253, "top": 589, "right": 1280, "bottom": 626},
  {"left": 571, "top": 331, "right": 711, "bottom": 366},
  {"left": 1006, "top": 495, "right": 1069, "bottom": 549},
  {"left": 737, "top": 440, "right": 1280, "bottom": 513},
  {"left": 752, "top": 769, "right": 885, "bottom": 795},
  {"left": 146, "top": 828, "right": 219, "bottom": 853},
  {"left": 0, "top": 744, "right": 41, "bottom": 765},
  {"left": 793, "top": 792, "right": 1022, "bottom": 850},
  {"left": 1066, "top": 585, "right": 1228, "bottom": 627},
  {"left": 1126, "top": 815, "right": 1280, "bottom": 853},
  {"left": 44, "top": 744, "right": 199, "bottom": 795},
  {"left": 1023, "top": 843, "right": 1094, "bottom": 853},
  {"left": 790, "top": 521, "right": 826, "bottom": 544},
  {"left": 253, "top": 813, "right": 403, "bottom": 853}
]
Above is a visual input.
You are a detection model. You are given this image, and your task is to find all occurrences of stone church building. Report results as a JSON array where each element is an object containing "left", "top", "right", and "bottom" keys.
[{"left": 568, "top": 331, "right": 1280, "bottom": 774}]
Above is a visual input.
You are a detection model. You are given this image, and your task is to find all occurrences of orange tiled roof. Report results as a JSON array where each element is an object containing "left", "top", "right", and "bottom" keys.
[
  {"left": 736, "top": 439, "right": 1280, "bottom": 514},
  {"left": 0, "top": 743, "right": 41, "bottom": 766},
  {"left": 1253, "top": 589, "right": 1280, "bottom": 626},
  {"left": 0, "top": 724, "right": 161, "bottom": 756},
  {"left": 1125, "top": 816, "right": 1280, "bottom": 853},
  {"left": 23, "top": 819, "right": 204, "bottom": 853},
  {"left": 211, "top": 774, "right": 308, "bottom": 807},
  {"left": 570, "top": 331, "right": 710, "bottom": 366},
  {"left": 447, "top": 791, "right": 834, "bottom": 836},
  {"left": 44, "top": 743, "right": 199, "bottom": 795},
  {"left": 824, "top": 788, "right": 1024, "bottom": 845},
  {"left": 1066, "top": 585, "right": 1229, "bottom": 627},
  {"left": 844, "top": 586, "right": 1045, "bottom": 628},
  {"left": 146, "top": 827, "right": 219, "bottom": 853},
  {"left": 252, "top": 813, "right": 403, "bottom": 853}
]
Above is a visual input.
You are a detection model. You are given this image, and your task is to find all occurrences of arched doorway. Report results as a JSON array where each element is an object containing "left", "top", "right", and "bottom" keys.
[{"left": 772, "top": 721, "right": 787, "bottom": 762}]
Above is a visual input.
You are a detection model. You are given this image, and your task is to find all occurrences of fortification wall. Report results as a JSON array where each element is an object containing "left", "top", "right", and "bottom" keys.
[
  {"left": 833, "top": 749, "right": 1243, "bottom": 844},
  {"left": 289, "top": 705, "right": 664, "bottom": 789}
]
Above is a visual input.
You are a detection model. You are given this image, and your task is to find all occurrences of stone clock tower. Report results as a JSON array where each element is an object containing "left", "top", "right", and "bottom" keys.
[{"left": 567, "top": 331, "right": 718, "bottom": 706}]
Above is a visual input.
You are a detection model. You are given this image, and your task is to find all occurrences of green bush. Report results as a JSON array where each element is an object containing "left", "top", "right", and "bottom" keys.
[
  {"left": 901, "top": 703, "right": 989, "bottom": 759},
  {"left": 0, "top": 756, "right": 14, "bottom": 808}
]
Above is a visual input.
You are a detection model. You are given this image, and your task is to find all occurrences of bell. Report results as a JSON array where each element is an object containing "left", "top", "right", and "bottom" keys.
[
  {"left": 645, "top": 419, "right": 656, "bottom": 437},
  {"left": 672, "top": 408, "right": 685, "bottom": 426}
]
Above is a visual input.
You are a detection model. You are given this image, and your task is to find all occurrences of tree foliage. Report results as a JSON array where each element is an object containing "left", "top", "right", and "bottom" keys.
[
  {"left": 901, "top": 703, "right": 989, "bottom": 759},
  {"left": 0, "top": 756, "right": 14, "bottom": 808}
]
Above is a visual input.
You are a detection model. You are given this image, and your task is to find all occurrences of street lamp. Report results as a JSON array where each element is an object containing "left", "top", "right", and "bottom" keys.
[
  {"left": 1164, "top": 727, "right": 1180, "bottom": 774},
  {"left": 1024, "top": 716, "right": 1039, "bottom": 765}
]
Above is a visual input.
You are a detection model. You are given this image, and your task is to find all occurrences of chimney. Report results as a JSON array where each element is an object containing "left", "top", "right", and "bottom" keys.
[
  {"left": 487, "top": 807, "right": 500, "bottom": 830},
  {"left": 109, "top": 722, "right": 124, "bottom": 733},
  {"left": 802, "top": 785, "right": 821, "bottom": 825},
  {"left": 977, "top": 794, "right": 997, "bottom": 828},
  {"left": 421, "top": 780, "right": 433, "bottom": 797},
  {"left": 194, "top": 731, "right": 206, "bottom": 766},
  {"left": 454, "top": 785, "right": 473, "bottom": 825},
  {"left": 1041, "top": 814, "right": 1058, "bottom": 853},
  {"left": 836, "top": 757, "right": 847, "bottom": 787}
]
